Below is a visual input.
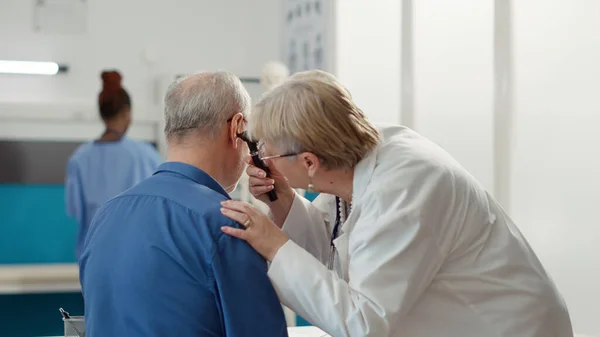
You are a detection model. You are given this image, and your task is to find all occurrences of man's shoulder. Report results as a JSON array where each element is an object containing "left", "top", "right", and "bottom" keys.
[
  {"left": 125, "top": 174, "right": 228, "bottom": 211},
  {"left": 102, "top": 175, "right": 234, "bottom": 237}
]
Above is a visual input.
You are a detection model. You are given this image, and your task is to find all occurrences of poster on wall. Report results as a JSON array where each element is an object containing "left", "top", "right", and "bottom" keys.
[
  {"left": 282, "top": 0, "right": 331, "bottom": 73},
  {"left": 34, "top": 0, "right": 88, "bottom": 34}
]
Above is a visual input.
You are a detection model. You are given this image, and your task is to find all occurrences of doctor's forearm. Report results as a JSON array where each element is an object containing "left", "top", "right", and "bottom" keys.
[
  {"left": 278, "top": 193, "right": 331, "bottom": 263},
  {"left": 268, "top": 189, "right": 296, "bottom": 228},
  {"left": 269, "top": 241, "right": 392, "bottom": 337}
]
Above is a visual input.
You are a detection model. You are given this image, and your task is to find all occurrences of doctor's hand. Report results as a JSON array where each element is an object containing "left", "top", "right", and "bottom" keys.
[
  {"left": 246, "top": 155, "right": 293, "bottom": 203},
  {"left": 220, "top": 200, "right": 289, "bottom": 262},
  {"left": 245, "top": 155, "right": 295, "bottom": 228}
]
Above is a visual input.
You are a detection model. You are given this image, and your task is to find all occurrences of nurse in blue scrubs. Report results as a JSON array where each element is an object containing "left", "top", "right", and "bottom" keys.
[{"left": 65, "top": 70, "right": 163, "bottom": 260}]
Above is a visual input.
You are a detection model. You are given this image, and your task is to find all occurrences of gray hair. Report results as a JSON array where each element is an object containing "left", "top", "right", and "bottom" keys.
[{"left": 164, "top": 71, "right": 251, "bottom": 140}]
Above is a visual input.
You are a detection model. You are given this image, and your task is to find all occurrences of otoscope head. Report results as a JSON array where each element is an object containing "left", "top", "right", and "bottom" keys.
[
  {"left": 236, "top": 131, "right": 278, "bottom": 202},
  {"left": 237, "top": 131, "right": 259, "bottom": 153},
  {"left": 237, "top": 131, "right": 250, "bottom": 143}
]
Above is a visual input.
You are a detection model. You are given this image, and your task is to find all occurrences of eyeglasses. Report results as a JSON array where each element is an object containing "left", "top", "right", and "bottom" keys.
[
  {"left": 228, "top": 116, "right": 299, "bottom": 161},
  {"left": 259, "top": 152, "right": 298, "bottom": 161},
  {"left": 257, "top": 142, "right": 298, "bottom": 161}
]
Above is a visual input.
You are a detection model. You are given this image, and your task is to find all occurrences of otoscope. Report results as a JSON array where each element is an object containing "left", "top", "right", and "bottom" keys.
[{"left": 238, "top": 131, "right": 278, "bottom": 202}]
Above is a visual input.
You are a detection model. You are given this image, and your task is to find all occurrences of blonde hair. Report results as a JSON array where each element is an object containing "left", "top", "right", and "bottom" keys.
[
  {"left": 250, "top": 72, "right": 380, "bottom": 170},
  {"left": 289, "top": 69, "right": 352, "bottom": 97}
]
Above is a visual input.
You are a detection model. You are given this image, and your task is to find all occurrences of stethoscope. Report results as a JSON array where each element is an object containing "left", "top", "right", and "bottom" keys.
[{"left": 327, "top": 196, "right": 344, "bottom": 270}]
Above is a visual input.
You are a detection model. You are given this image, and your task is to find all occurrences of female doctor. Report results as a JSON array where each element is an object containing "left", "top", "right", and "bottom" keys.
[{"left": 220, "top": 71, "right": 572, "bottom": 337}]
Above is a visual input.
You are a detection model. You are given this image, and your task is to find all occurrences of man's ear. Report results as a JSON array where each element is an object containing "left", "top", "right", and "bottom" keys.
[
  {"left": 228, "top": 112, "right": 245, "bottom": 148},
  {"left": 300, "top": 152, "right": 321, "bottom": 177}
]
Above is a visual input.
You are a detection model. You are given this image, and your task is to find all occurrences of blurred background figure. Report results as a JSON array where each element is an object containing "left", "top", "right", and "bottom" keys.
[
  {"left": 65, "top": 70, "right": 163, "bottom": 260},
  {"left": 260, "top": 61, "right": 290, "bottom": 90}
]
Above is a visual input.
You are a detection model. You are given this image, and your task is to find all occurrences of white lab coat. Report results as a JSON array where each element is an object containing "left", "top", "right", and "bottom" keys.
[{"left": 267, "top": 124, "right": 573, "bottom": 337}]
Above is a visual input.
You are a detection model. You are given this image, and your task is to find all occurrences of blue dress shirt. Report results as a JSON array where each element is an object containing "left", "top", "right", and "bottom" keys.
[
  {"left": 79, "top": 162, "right": 288, "bottom": 337},
  {"left": 65, "top": 137, "right": 163, "bottom": 259}
]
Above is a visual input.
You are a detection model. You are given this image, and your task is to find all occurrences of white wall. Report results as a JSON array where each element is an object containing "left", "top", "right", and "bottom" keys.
[
  {"left": 409, "top": 0, "right": 598, "bottom": 334},
  {"left": 413, "top": 0, "right": 495, "bottom": 192},
  {"left": 334, "top": 0, "right": 401, "bottom": 125},
  {"left": 333, "top": 0, "right": 494, "bottom": 191},
  {"left": 0, "top": 0, "right": 280, "bottom": 123},
  {"left": 512, "top": 1, "right": 600, "bottom": 335}
]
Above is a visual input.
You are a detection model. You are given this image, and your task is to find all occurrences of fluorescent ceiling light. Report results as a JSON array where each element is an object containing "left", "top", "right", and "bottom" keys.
[{"left": 0, "top": 60, "right": 67, "bottom": 75}]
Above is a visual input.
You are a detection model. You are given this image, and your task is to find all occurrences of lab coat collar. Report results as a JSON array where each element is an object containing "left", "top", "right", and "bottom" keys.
[
  {"left": 352, "top": 145, "right": 378, "bottom": 208},
  {"left": 154, "top": 162, "right": 230, "bottom": 199}
]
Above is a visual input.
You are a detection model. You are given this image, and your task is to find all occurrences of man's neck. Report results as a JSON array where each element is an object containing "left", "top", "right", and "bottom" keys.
[{"left": 166, "top": 144, "right": 231, "bottom": 190}]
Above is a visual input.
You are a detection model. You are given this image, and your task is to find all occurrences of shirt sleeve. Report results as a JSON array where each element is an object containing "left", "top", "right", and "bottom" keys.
[
  {"left": 267, "top": 168, "right": 454, "bottom": 337},
  {"left": 65, "top": 159, "right": 85, "bottom": 225},
  {"left": 211, "top": 221, "right": 289, "bottom": 337}
]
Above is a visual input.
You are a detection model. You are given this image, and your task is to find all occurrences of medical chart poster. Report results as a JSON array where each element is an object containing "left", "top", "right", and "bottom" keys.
[{"left": 282, "top": 0, "right": 333, "bottom": 73}]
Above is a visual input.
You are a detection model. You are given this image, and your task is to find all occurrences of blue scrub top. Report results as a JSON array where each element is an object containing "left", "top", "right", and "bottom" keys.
[
  {"left": 79, "top": 162, "right": 289, "bottom": 337},
  {"left": 65, "top": 137, "right": 162, "bottom": 259}
]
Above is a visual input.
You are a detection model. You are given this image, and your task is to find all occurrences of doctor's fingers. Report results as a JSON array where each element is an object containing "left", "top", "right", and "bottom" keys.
[
  {"left": 220, "top": 226, "right": 248, "bottom": 242},
  {"left": 220, "top": 200, "right": 260, "bottom": 217},
  {"left": 249, "top": 177, "right": 275, "bottom": 194},
  {"left": 220, "top": 207, "right": 251, "bottom": 227},
  {"left": 250, "top": 185, "right": 275, "bottom": 197},
  {"left": 219, "top": 206, "right": 267, "bottom": 242},
  {"left": 246, "top": 165, "right": 267, "bottom": 179},
  {"left": 248, "top": 176, "right": 275, "bottom": 188}
]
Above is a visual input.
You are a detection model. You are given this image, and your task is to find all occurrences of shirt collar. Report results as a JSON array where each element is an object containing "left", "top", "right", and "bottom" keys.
[{"left": 154, "top": 162, "right": 230, "bottom": 199}]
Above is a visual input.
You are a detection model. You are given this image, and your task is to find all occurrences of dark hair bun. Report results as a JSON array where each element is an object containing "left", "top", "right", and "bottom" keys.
[
  {"left": 99, "top": 70, "right": 123, "bottom": 103},
  {"left": 98, "top": 70, "right": 131, "bottom": 120}
]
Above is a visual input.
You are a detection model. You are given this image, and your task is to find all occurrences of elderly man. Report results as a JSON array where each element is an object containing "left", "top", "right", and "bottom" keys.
[{"left": 79, "top": 72, "right": 289, "bottom": 337}]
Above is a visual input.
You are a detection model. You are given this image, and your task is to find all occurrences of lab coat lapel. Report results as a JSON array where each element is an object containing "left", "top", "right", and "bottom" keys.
[
  {"left": 333, "top": 147, "right": 378, "bottom": 280},
  {"left": 332, "top": 209, "right": 359, "bottom": 280},
  {"left": 344, "top": 144, "right": 378, "bottom": 235}
]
